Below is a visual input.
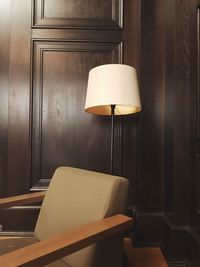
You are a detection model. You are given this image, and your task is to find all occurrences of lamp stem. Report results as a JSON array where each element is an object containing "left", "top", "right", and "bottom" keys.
[{"left": 110, "top": 104, "right": 116, "bottom": 174}]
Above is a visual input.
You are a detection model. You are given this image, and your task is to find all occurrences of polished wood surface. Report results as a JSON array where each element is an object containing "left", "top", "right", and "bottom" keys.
[
  {"left": 135, "top": 0, "right": 200, "bottom": 265},
  {"left": 0, "top": 236, "right": 167, "bottom": 267},
  {"left": 138, "top": 0, "right": 165, "bottom": 213},
  {"left": 0, "top": 192, "right": 45, "bottom": 208},
  {"left": 6, "top": 0, "right": 32, "bottom": 196},
  {"left": 0, "top": 0, "right": 124, "bottom": 231},
  {"left": 122, "top": 0, "right": 140, "bottom": 204},
  {"left": 0, "top": 215, "right": 133, "bottom": 267},
  {"left": 0, "top": 0, "right": 200, "bottom": 264},
  {"left": 0, "top": 0, "right": 10, "bottom": 197},
  {"left": 31, "top": 41, "right": 122, "bottom": 188},
  {"left": 132, "top": 0, "right": 166, "bottom": 247},
  {"left": 33, "top": 0, "right": 122, "bottom": 29},
  {"left": 124, "top": 238, "right": 168, "bottom": 267},
  {"left": 31, "top": 0, "right": 123, "bottom": 188},
  {"left": 190, "top": 0, "right": 200, "bottom": 230}
]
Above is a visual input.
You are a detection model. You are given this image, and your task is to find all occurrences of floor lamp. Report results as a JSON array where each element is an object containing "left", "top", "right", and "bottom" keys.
[{"left": 85, "top": 64, "right": 141, "bottom": 174}]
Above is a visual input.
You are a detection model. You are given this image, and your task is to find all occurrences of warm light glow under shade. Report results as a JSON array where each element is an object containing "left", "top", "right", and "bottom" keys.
[{"left": 85, "top": 64, "right": 141, "bottom": 115}]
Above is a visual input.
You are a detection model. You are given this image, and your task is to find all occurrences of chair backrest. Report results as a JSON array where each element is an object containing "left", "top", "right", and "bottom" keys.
[{"left": 34, "top": 167, "right": 129, "bottom": 267}]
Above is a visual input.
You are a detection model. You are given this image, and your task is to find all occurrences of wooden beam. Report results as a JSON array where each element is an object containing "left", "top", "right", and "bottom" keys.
[
  {"left": 0, "top": 192, "right": 46, "bottom": 208},
  {"left": 0, "top": 214, "right": 133, "bottom": 267}
]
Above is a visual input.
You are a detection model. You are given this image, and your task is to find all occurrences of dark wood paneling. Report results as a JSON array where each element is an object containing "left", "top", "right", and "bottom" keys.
[
  {"left": 32, "top": 28, "right": 122, "bottom": 42},
  {"left": 0, "top": 206, "right": 40, "bottom": 232},
  {"left": 190, "top": 1, "right": 200, "bottom": 231},
  {"left": 6, "top": 0, "right": 32, "bottom": 196},
  {"left": 31, "top": 41, "right": 122, "bottom": 188},
  {"left": 122, "top": 0, "right": 141, "bottom": 205},
  {"left": 138, "top": 0, "right": 165, "bottom": 212},
  {"left": 0, "top": 0, "right": 10, "bottom": 197},
  {"left": 0, "top": 0, "right": 123, "bottom": 195},
  {"left": 135, "top": 0, "right": 200, "bottom": 264},
  {"left": 173, "top": 0, "right": 191, "bottom": 226},
  {"left": 197, "top": 156, "right": 200, "bottom": 213},
  {"left": 0, "top": 0, "right": 125, "bottom": 231},
  {"left": 162, "top": 215, "right": 200, "bottom": 267},
  {"left": 134, "top": 213, "right": 163, "bottom": 247},
  {"left": 164, "top": 0, "right": 175, "bottom": 215},
  {"left": 197, "top": 8, "right": 200, "bottom": 139},
  {"left": 33, "top": 0, "right": 123, "bottom": 29},
  {"left": 162, "top": 0, "right": 200, "bottom": 264},
  {"left": 123, "top": 0, "right": 140, "bottom": 71}
]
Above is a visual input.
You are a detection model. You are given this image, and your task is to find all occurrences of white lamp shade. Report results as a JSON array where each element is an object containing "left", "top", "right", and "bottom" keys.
[{"left": 85, "top": 64, "right": 141, "bottom": 115}]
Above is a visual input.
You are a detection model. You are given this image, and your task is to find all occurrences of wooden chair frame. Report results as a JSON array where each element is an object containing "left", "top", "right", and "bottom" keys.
[{"left": 0, "top": 192, "right": 133, "bottom": 267}]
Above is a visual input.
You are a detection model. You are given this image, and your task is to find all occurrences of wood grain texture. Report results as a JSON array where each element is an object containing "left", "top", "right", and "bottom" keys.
[
  {"left": 124, "top": 238, "right": 168, "bottom": 267},
  {"left": 0, "top": 207, "right": 40, "bottom": 232},
  {"left": 0, "top": 192, "right": 45, "bottom": 208},
  {"left": 32, "top": 28, "right": 122, "bottom": 42},
  {"left": 122, "top": 0, "right": 141, "bottom": 205},
  {"left": 163, "top": 0, "right": 175, "bottom": 215},
  {"left": 33, "top": 0, "right": 123, "bottom": 29},
  {"left": 6, "top": 0, "right": 32, "bottom": 196},
  {"left": 190, "top": 0, "right": 200, "bottom": 233},
  {"left": 161, "top": 0, "right": 200, "bottom": 264},
  {"left": 0, "top": 0, "right": 10, "bottom": 197},
  {"left": 0, "top": 0, "right": 124, "bottom": 231},
  {"left": 173, "top": 0, "right": 191, "bottom": 226},
  {"left": 137, "top": 0, "right": 165, "bottom": 212},
  {"left": 197, "top": 8, "right": 200, "bottom": 139},
  {"left": 135, "top": 3, "right": 200, "bottom": 265},
  {"left": 0, "top": 215, "right": 133, "bottom": 267},
  {"left": 31, "top": 41, "right": 122, "bottom": 188}
]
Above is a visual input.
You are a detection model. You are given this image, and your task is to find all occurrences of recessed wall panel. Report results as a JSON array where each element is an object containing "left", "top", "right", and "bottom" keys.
[
  {"left": 33, "top": 0, "right": 123, "bottom": 29},
  {"left": 31, "top": 41, "right": 122, "bottom": 188}
]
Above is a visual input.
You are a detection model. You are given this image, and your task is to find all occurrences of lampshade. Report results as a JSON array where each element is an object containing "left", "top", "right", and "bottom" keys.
[{"left": 85, "top": 64, "right": 141, "bottom": 115}]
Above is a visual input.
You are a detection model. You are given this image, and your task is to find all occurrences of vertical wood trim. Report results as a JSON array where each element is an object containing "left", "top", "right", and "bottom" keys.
[
  {"left": 138, "top": 0, "right": 165, "bottom": 212},
  {"left": 122, "top": 0, "right": 141, "bottom": 205},
  {"left": 194, "top": 6, "right": 200, "bottom": 219},
  {"left": 164, "top": 0, "right": 175, "bottom": 214},
  {"left": 189, "top": 0, "right": 200, "bottom": 228},
  {"left": 197, "top": 155, "right": 200, "bottom": 214},
  {"left": 40, "top": 0, "right": 44, "bottom": 18},
  {"left": 6, "top": 0, "right": 32, "bottom": 195},
  {"left": 0, "top": 0, "right": 11, "bottom": 197},
  {"left": 173, "top": 0, "right": 191, "bottom": 225},
  {"left": 197, "top": 7, "right": 200, "bottom": 138},
  {"left": 112, "top": 0, "right": 123, "bottom": 29}
]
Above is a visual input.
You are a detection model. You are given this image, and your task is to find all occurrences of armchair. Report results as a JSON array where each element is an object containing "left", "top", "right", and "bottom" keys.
[{"left": 0, "top": 167, "right": 133, "bottom": 267}]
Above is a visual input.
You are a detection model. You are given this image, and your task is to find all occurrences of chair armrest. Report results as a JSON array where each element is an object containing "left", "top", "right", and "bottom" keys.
[
  {"left": 0, "top": 192, "right": 46, "bottom": 208},
  {"left": 0, "top": 214, "right": 133, "bottom": 267}
]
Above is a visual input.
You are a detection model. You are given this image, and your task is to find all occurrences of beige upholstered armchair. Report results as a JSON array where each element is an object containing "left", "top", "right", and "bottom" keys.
[{"left": 0, "top": 167, "right": 133, "bottom": 267}]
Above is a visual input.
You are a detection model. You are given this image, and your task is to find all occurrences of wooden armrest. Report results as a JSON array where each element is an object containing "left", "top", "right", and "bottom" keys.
[
  {"left": 0, "top": 214, "right": 133, "bottom": 267},
  {"left": 0, "top": 192, "right": 46, "bottom": 208}
]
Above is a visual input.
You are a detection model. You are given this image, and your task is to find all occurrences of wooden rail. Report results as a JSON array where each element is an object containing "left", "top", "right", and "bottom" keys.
[
  {"left": 0, "top": 192, "right": 46, "bottom": 208},
  {"left": 0, "top": 214, "right": 133, "bottom": 267}
]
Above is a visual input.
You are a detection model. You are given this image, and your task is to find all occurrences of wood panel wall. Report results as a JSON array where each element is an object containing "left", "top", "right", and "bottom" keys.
[
  {"left": 31, "top": 0, "right": 123, "bottom": 189},
  {"left": 135, "top": 0, "right": 200, "bottom": 265},
  {"left": 1, "top": 0, "right": 200, "bottom": 265},
  {"left": 0, "top": 0, "right": 141, "bottom": 231}
]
